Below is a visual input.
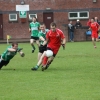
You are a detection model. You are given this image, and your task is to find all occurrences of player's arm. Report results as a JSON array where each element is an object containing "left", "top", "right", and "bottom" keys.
[
  {"left": 97, "top": 23, "right": 100, "bottom": 30},
  {"left": 29, "top": 24, "right": 31, "bottom": 33},
  {"left": 39, "top": 36, "right": 45, "bottom": 41},
  {"left": 62, "top": 38, "right": 66, "bottom": 44},
  {"left": 60, "top": 31, "right": 66, "bottom": 49},
  {"left": 29, "top": 28, "right": 31, "bottom": 33},
  {"left": 38, "top": 32, "right": 46, "bottom": 43},
  {"left": 42, "top": 38, "right": 49, "bottom": 46},
  {"left": 97, "top": 25, "right": 100, "bottom": 34},
  {"left": 98, "top": 25, "right": 100, "bottom": 29},
  {"left": 61, "top": 38, "right": 66, "bottom": 50},
  {"left": 88, "top": 25, "right": 92, "bottom": 31},
  {"left": 8, "top": 48, "right": 17, "bottom": 52},
  {"left": 88, "top": 27, "right": 91, "bottom": 30},
  {"left": 17, "top": 48, "right": 25, "bottom": 57},
  {"left": 42, "top": 31, "right": 49, "bottom": 46}
]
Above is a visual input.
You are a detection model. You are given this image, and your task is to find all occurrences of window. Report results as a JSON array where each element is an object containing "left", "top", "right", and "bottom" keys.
[
  {"left": 29, "top": 14, "right": 37, "bottom": 21},
  {"left": 80, "top": 12, "right": 88, "bottom": 18},
  {"left": 68, "top": 11, "right": 89, "bottom": 20},
  {"left": 93, "top": 0, "right": 97, "bottom": 2},
  {"left": 9, "top": 14, "right": 17, "bottom": 21},
  {"left": 70, "top": 13, "right": 77, "bottom": 18}
]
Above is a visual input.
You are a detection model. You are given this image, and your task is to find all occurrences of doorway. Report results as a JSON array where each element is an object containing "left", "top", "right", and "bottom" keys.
[{"left": 43, "top": 12, "right": 53, "bottom": 29}]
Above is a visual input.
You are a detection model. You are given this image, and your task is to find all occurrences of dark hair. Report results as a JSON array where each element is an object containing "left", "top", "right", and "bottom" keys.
[
  {"left": 40, "top": 22, "right": 45, "bottom": 26},
  {"left": 32, "top": 16, "right": 38, "bottom": 22},
  {"left": 32, "top": 16, "right": 37, "bottom": 19},
  {"left": 50, "top": 22, "right": 56, "bottom": 27},
  {"left": 91, "top": 17, "right": 95, "bottom": 20},
  {"left": 12, "top": 42, "right": 18, "bottom": 47}
]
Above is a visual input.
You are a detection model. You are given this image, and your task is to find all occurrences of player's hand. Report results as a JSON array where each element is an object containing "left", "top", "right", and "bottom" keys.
[
  {"left": 20, "top": 52, "right": 25, "bottom": 57},
  {"left": 62, "top": 44, "right": 65, "bottom": 50}
]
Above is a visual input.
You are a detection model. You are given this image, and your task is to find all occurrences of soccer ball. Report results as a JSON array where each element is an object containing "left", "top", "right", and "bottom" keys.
[{"left": 45, "top": 50, "right": 53, "bottom": 57}]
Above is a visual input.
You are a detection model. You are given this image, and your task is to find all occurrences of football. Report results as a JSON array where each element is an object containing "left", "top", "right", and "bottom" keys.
[{"left": 45, "top": 50, "right": 53, "bottom": 57}]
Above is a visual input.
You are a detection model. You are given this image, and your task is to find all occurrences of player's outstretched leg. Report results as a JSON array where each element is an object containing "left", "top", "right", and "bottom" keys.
[{"left": 0, "top": 61, "right": 4, "bottom": 70}]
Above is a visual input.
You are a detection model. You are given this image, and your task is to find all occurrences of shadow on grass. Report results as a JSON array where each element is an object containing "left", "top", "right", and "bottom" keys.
[{"left": 0, "top": 65, "right": 78, "bottom": 73}]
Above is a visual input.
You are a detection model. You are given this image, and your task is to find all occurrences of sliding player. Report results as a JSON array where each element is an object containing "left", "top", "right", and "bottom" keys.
[{"left": 0, "top": 42, "right": 25, "bottom": 69}]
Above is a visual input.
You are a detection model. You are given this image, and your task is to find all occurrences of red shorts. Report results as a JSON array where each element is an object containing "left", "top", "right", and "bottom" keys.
[
  {"left": 91, "top": 33, "right": 98, "bottom": 38},
  {"left": 47, "top": 46, "right": 60, "bottom": 55}
]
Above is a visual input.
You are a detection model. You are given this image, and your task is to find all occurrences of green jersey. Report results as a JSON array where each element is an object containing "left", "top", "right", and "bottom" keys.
[
  {"left": 1, "top": 46, "right": 20, "bottom": 61},
  {"left": 38, "top": 29, "right": 49, "bottom": 45},
  {"left": 29, "top": 22, "right": 40, "bottom": 37}
]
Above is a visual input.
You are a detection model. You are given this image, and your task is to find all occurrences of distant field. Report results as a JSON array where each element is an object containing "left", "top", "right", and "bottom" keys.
[{"left": 0, "top": 42, "right": 100, "bottom": 100}]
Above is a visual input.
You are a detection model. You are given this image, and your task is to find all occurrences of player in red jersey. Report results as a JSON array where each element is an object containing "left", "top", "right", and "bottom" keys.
[
  {"left": 89, "top": 18, "right": 100, "bottom": 48},
  {"left": 31, "top": 22, "right": 66, "bottom": 71}
]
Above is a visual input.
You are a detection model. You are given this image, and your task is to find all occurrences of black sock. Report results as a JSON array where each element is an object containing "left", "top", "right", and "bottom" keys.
[{"left": 32, "top": 45, "right": 35, "bottom": 50}]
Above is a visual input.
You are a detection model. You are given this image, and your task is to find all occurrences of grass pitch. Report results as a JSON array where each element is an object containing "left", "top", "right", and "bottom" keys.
[{"left": 0, "top": 42, "right": 100, "bottom": 100}]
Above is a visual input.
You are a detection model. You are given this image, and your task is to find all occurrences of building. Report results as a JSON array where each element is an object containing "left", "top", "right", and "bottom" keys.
[{"left": 0, "top": 0, "right": 100, "bottom": 41}]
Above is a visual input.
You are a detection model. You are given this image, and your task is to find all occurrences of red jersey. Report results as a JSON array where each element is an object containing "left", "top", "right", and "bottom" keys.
[
  {"left": 46, "top": 28, "right": 65, "bottom": 48},
  {"left": 90, "top": 22, "right": 99, "bottom": 32},
  {"left": 90, "top": 22, "right": 99, "bottom": 38}
]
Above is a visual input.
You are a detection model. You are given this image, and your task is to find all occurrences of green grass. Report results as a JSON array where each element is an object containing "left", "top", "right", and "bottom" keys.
[{"left": 0, "top": 42, "right": 100, "bottom": 100}]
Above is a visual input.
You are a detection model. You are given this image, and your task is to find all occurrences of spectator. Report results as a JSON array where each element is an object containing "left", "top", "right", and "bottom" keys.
[
  {"left": 75, "top": 19, "right": 82, "bottom": 29},
  {"left": 68, "top": 21, "right": 75, "bottom": 42}
]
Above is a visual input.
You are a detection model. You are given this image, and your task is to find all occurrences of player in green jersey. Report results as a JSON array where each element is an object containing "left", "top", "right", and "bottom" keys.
[
  {"left": 38, "top": 22, "right": 49, "bottom": 61},
  {"left": 29, "top": 16, "right": 40, "bottom": 53},
  {"left": 31, "top": 22, "right": 49, "bottom": 71},
  {"left": 0, "top": 42, "right": 25, "bottom": 69}
]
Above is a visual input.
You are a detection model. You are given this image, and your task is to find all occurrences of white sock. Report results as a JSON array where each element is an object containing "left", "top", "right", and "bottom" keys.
[{"left": 0, "top": 56, "right": 2, "bottom": 63}]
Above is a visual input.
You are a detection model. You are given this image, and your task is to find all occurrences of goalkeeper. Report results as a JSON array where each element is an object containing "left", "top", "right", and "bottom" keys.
[{"left": 0, "top": 42, "right": 25, "bottom": 69}]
